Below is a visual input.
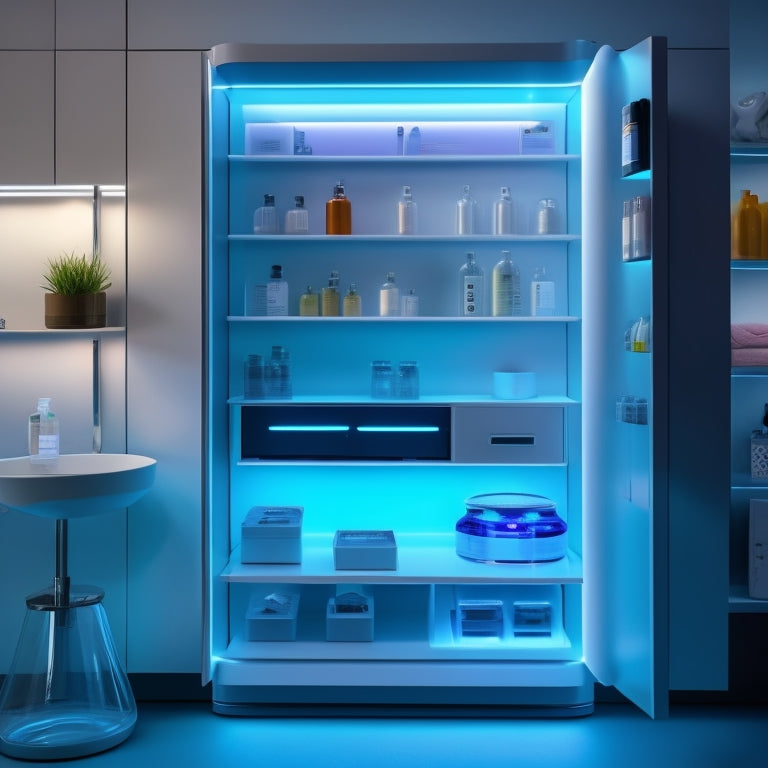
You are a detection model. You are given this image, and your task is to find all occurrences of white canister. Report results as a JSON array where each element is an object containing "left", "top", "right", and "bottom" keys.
[{"left": 492, "top": 371, "right": 537, "bottom": 400}]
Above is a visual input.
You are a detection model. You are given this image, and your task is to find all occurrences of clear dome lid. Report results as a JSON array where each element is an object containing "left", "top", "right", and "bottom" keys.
[{"left": 457, "top": 493, "right": 566, "bottom": 539}]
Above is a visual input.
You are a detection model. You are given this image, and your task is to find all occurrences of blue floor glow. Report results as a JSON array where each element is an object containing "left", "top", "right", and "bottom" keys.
[{"left": 1, "top": 702, "right": 766, "bottom": 767}]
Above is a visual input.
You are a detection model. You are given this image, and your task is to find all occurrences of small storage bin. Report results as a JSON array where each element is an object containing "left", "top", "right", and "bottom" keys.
[
  {"left": 241, "top": 506, "right": 303, "bottom": 564},
  {"left": 333, "top": 530, "right": 397, "bottom": 570},
  {"left": 326, "top": 592, "right": 374, "bottom": 641},
  {"left": 245, "top": 592, "right": 299, "bottom": 642}
]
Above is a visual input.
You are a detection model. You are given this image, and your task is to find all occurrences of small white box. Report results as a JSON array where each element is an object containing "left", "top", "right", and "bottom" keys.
[
  {"left": 748, "top": 498, "right": 768, "bottom": 600},
  {"left": 326, "top": 593, "right": 374, "bottom": 641},
  {"left": 245, "top": 592, "right": 300, "bottom": 641},
  {"left": 333, "top": 530, "right": 397, "bottom": 570},
  {"left": 244, "top": 123, "right": 296, "bottom": 155},
  {"left": 241, "top": 506, "right": 303, "bottom": 564}
]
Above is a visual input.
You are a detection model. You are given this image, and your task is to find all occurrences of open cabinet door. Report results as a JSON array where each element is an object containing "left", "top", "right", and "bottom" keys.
[{"left": 581, "top": 37, "right": 669, "bottom": 718}]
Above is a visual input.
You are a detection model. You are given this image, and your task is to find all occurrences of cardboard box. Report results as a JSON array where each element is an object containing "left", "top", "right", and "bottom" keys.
[{"left": 241, "top": 506, "right": 303, "bottom": 564}]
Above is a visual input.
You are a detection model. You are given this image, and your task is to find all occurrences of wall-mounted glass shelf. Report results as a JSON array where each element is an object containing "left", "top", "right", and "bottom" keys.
[
  {"left": 229, "top": 154, "right": 580, "bottom": 164},
  {"left": 0, "top": 327, "right": 125, "bottom": 339},
  {"left": 229, "top": 233, "right": 580, "bottom": 243},
  {"left": 227, "top": 315, "right": 580, "bottom": 323}
]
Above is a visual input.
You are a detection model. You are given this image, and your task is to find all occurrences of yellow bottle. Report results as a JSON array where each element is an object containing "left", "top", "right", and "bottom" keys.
[
  {"left": 321, "top": 270, "right": 340, "bottom": 316},
  {"left": 343, "top": 283, "right": 362, "bottom": 317},
  {"left": 760, "top": 202, "right": 768, "bottom": 261},
  {"left": 325, "top": 181, "right": 352, "bottom": 235},
  {"left": 736, "top": 189, "right": 761, "bottom": 259},
  {"left": 299, "top": 285, "right": 319, "bottom": 316}
]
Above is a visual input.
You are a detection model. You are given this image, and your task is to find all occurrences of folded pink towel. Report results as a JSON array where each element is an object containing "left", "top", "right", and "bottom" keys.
[
  {"left": 732, "top": 323, "right": 768, "bottom": 349},
  {"left": 732, "top": 348, "right": 768, "bottom": 366}
]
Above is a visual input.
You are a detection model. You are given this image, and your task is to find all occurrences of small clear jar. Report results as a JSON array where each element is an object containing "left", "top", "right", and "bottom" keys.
[
  {"left": 370, "top": 360, "right": 394, "bottom": 399},
  {"left": 243, "top": 354, "right": 265, "bottom": 399},
  {"left": 397, "top": 361, "right": 419, "bottom": 399}
]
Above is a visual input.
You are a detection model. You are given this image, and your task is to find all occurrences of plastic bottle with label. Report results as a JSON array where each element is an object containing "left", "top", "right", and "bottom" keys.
[
  {"left": 400, "top": 288, "right": 419, "bottom": 317},
  {"left": 29, "top": 398, "right": 59, "bottom": 462},
  {"left": 299, "top": 285, "right": 319, "bottom": 316},
  {"left": 492, "top": 250, "right": 521, "bottom": 317},
  {"left": 343, "top": 283, "right": 362, "bottom": 317},
  {"left": 536, "top": 198, "right": 558, "bottom": 235},
  {"left": 284, "top": 195, "right": 309, "bottom": 235},
  {"left": 458, "top": 252, "right": 484, "bottom": 316},
  {"left": 253, "top": 193, "right": 279, "bottom": 234},
  {"left": 530, "top": 266, "right": 555, "bottom": 317},
  {"left": 736, "top": 189, "right": 761, "bottom": 259},
  {"left": 266, "top": 264, "right": 288, "bottom": 316},
  {"left": 379, "top": 272, "right": 400, "bottom": 317},
  {"left": 321, "top": 270, "right": 341, "bottom": 316}
]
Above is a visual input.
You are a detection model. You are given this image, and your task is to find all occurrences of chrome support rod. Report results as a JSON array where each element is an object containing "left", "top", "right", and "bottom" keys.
[{"left": 54, "top": 519, "right": 70, "bottom": 608}]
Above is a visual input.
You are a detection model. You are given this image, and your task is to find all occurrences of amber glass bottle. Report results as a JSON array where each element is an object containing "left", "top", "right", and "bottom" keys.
[{"left": 326, "top": 181, "right": 352, "bottom": 235}]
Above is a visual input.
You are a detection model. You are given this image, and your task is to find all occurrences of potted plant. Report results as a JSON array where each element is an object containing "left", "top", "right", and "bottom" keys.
[{"left": 42, "top": 251, "right": 112, "bottom": 329}]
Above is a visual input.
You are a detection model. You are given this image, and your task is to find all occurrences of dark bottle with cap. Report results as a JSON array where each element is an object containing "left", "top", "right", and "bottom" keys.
[{"left": 621, "top": 98, "right": 650, "bottom": 177}]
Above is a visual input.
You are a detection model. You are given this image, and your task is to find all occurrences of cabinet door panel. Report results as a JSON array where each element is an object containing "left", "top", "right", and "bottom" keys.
[{"left": 0, "top": 52, "right": 54, "bottom": 184}]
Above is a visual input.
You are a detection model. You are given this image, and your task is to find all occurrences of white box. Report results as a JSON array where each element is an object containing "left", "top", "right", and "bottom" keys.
[
  {"left": 326, "top": 593, "right": 374, "bottom": 641},
  {"left": 333, "top": 530, "right": 397, "bottom": 570},
  {"left": 245, "top": 592, "right": 299, "bottom": 641},
  {"left": 244, "top": 123, "right": 296, "bottom": 155},
  {"left": 748, "top": 499, "right": 768, "bottom": 600},
  {"left": 241, "top": 506, "right": 303, "bottom": 564}
]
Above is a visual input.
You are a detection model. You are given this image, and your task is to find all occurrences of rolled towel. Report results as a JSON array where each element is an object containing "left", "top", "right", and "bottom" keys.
[{"left": 731, "top": 323, "right": 768, "bottom": 349}]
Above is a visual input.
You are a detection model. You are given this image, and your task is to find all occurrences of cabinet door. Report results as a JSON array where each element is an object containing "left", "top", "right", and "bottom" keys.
[
  {"left": 581, "top": 36, "right": 669, "bottom": 718},
  {"left": 0, "top": 51, "right": 54, "bottom": 184},
  {"left": 56, "top": 51, "right": 126, "bottom": 184}
]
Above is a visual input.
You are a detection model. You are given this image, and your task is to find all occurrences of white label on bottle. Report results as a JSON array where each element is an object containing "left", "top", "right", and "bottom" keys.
[
  {"left": 266, "top": 282, "right": 288, "bottom": 316},
  {"left": 462, "top": 276, "right": 481, "bottom": 315},
  {"left": 531, "top": 281, "right": 556, "bottom": 316},
  {"left": 38, "top": 433, "right": 59, "bottom": 457},
  {"left": 379, "top": 288, "right": 400, "bottom": 317}
]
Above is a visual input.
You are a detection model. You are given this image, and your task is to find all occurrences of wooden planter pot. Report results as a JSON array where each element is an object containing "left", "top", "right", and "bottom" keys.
[{"left": 44, "top": 292, "right": 107, "bottom": 329}]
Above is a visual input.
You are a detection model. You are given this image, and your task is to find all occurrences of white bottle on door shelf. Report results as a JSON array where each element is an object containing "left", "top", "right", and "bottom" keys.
[
  {"left": 456, "top": 185, "right": 477, "bottom": 235},
  {"left": 284, "top": 195, "right": 309, "bottom": 235},
  {"left": 493, "top": 186, "right": 514, "bottom": 235},
  {"left": 266, "top": 265, "right": 288, "bottom": 316},
  {"left": 253, "top": 193, "right": 279, "bottom": 234}
]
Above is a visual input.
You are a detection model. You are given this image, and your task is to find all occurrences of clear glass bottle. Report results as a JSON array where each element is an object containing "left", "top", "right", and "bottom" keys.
[
  {"left": 371, "top": 360, "right": 394, "bottom": 399},
  {"left": 326, "top": 181, "right": 352, "bottom": 235},
  {"left": 29, "top": 397, "right": 59, "bottom": 462},
  {"left": 343, "top": 283, "right": 362, "bottom": 317},
  {"left": 530, "top": 266, "right": 555, "bottom": 317},
  {"left": 536, "top": 198, "right": 558, "bottom": 235},
  {"left": 397, "top": 185, "right": 417, "bottom": 235},
  {"left": 299, "top": 285, "right": 319, "bottom": 316},
  {"left": 379, "top": 272, "right": 400, "bottom": 317},
  {"left": 397, "top": 361, "right": 420, "bottom": 399},
  {"left": 266, "top": 264, "right": 288, "bottom": 316},
  {"left": 266, "top": 346, "right": 291, "bottom": 399},
  {"left": 253, "top": 193, "right": 278, "bottom": 234},
  {"left": 321, "top": 270, "right": 341, "bottom": 317},
  {"left": 493, "top": 186, "right": 514, "bottom": 235},
  {"left": 456, "top": 185, "right": 477, "bottom": 235},
  {"left": 458, "top": 251, "right": 484, "bottom": 316},
  {"left": 243, "top": 354, "right": 265, "bottom": 399},
  {"left": 284, "top": 195, "right": 309, "bottom": 235},
  {"left": 492, "top": 250, "right": 521, "bottom": 317}
]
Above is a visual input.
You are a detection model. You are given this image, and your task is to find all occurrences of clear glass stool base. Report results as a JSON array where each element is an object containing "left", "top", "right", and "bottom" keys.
[{"left": 0, "top": 587, "right": 136, "bottom": 760}]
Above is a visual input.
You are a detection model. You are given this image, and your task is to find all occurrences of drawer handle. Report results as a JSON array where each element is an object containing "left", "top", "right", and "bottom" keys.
[
  {"left": 490, "top": 434, "right": 535, "bottom": 446},
  {"left": 268, "top": 425, "right": 350, "bottom": 432},
  {"left": 357, "top": 426, "right": 440, "bottom": 433}
]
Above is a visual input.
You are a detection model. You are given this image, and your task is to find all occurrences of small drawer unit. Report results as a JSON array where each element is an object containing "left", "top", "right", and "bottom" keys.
[
  {"left": 452, "top": 405, "right": 564, "bottom": 464},
  {"left": 241, "top": 404, "right": 451, "bottom": 461}
]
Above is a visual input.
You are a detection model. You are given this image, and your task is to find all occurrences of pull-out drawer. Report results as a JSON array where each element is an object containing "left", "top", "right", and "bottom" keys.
[
  {"left": 241, "top": 404, "right": 451, "bottom": 461},
  {"left": 452, "top": 405, "right": 564, "bottom": 464}
]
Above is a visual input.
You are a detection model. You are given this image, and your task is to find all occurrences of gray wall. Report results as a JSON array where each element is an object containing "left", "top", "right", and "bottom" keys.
[{"left": 0, "top": 0, "right": 731, "bottom": 690}]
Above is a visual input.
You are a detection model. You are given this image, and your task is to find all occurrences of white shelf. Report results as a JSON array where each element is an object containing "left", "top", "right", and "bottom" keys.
[
  {"left": 231, "top": 395, "right": 578, "bottom": 406},
  {"left": 222, "top": 533, "right": 583, "bottom": 585},
  {"left": 228, "top": 314, "right": 580, "bottom": 323},
  {"left": 229, "top": 233, "right": 580, "bottom": 242},
  {"left": 0, "top": 327, "right": 125, "bottom": 339},
  {"left": 229, "top": 153, "right": 581, "bottom": 164}
]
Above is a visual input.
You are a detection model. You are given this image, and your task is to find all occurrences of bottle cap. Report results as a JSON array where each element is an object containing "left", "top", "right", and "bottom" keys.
[
  {"left": 270, "top": 265, "right": 282, "bottom": 278},
  {"left": 264, "top": 194, "right": 275, "bottom": 205}
]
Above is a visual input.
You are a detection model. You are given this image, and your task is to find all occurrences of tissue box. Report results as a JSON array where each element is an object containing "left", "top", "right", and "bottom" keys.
[
  {"left": 245, "top": 592, "right": 299, "bottom": 641},
  {"left": 326, "top": 592, "right": 374, "bottom": 641},
  {"left": 241, "top": 506, "right": 303, "bottom": 564},
  {"left": 333, "top": 530, "right": 397, "bottom": 570}
]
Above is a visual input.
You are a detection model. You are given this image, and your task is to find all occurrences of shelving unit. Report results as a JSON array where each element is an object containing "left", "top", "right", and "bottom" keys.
[
  {"left": 729, "top": 146, "right": 768, "bottom": 612},
  {"left": 204, "top": 38, "right": 669, "bottom": 717}
]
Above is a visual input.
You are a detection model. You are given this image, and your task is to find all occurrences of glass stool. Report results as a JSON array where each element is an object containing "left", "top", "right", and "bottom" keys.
[{"left": 0, "top": 454, "right": 156, "bottom": 760}]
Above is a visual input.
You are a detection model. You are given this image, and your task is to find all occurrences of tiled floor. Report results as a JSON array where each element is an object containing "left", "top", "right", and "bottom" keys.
[{"left": 1, "top": 701, "right": 766, "bottom": 767}]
